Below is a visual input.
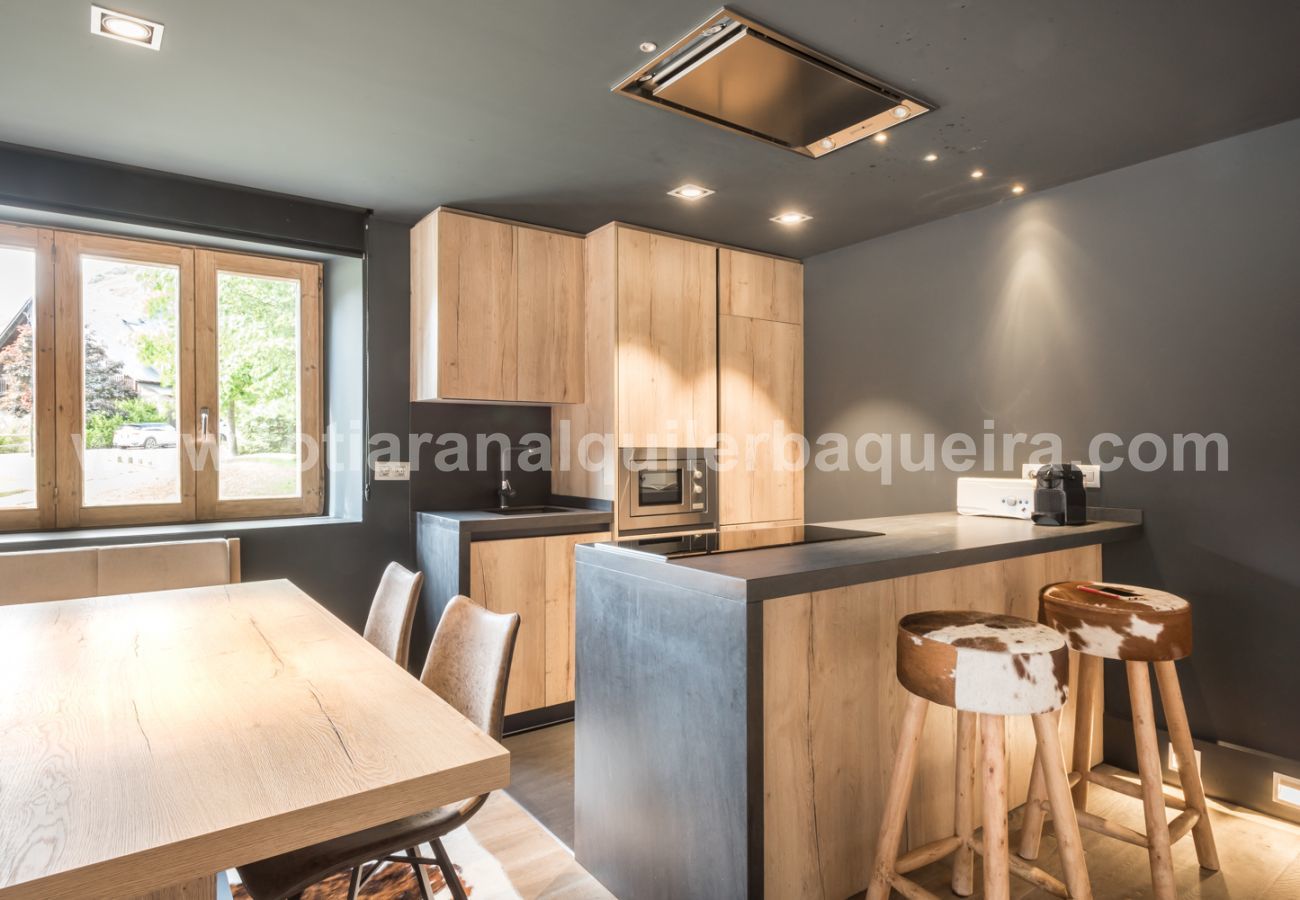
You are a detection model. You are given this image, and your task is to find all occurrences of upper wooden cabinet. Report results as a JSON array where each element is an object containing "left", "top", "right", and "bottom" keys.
[
  {"left": 411, "top": 208, "right": 584, "bottom": 403},
  {"left": 719, "top": 248, "right": 803, "bottom": 324},
  {"left": 616, "top": 228, "right": 717, "bottom": 447}
]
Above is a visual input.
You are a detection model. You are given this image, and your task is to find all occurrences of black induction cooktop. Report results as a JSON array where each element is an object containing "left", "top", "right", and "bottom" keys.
[{"left": 610, "top": 524, "right": 882, "bottom": 560}]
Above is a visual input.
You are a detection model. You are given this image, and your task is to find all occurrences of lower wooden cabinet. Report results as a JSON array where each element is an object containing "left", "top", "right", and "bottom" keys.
[{"left": 469, "top": 530, "right": 610, "bottom": 715}]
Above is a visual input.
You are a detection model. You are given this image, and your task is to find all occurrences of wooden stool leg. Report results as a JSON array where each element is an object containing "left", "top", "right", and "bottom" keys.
[
  {"left": 1128, "top": 661, "right": 1177, "bottom": 900},
  {"left": 1032, "top": 712, "right": 1094, "bottom": 900},
  {"left": 952, "top": 710, "right": 978, "bottom": 896},
  {"left": 1071, "top": 653, "right": 1103, "bottom": 807},
  {"left": 1018, "top": 744, "right": 1049, "bottom": 860},
  {"left": 1154, "top": 660, "right": 1220, "bottom": 871},
  {"left": 981, "top": 714, "right": 1011, "bottom": 900},
  {"left": 866, "top": 692, "right": 930, "bottom": 900}
]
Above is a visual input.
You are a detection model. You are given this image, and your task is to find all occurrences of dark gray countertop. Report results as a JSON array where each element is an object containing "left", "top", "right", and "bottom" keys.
[
  {"left": 417, "top": 506, "right": 613, "bottom": 540},
  {"left": 578, "top": 509, "right": 1142, "bottom": 603}
]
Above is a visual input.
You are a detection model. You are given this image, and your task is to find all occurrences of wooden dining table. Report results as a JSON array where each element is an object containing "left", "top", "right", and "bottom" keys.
[{"left": 0, "top": 579, "right": 510, "bottom": 900}]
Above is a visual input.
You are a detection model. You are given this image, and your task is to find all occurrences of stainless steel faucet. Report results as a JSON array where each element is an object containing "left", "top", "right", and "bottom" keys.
[
  {"left": 497, "top": 444, "right": 545, "bottom": 509},
  {"left": 497, "top": 444, "right": 517, "bottom": 509}
]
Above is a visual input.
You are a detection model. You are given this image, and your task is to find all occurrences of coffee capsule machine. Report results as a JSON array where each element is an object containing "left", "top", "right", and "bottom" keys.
[{"left": 1031, "top": 463, "right": 1087, "bottom": 526}]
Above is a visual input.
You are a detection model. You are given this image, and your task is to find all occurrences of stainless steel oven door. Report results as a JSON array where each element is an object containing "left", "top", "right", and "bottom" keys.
[{"left": 618, "top": 449, "right": 715, "bottom": 533}]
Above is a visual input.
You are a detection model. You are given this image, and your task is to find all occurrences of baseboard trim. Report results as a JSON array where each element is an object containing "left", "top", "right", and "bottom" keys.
[
  {"left": 1103, "top": 713, "right": 1300, "bottom": 825},
  {"left": 504, "top": 702, "right": 574, "bottom": 736}
]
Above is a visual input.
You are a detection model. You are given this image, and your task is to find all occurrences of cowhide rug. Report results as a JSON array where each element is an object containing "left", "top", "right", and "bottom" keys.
[{"left": 227, "top": 830, "right": 523, "bottom": 899}]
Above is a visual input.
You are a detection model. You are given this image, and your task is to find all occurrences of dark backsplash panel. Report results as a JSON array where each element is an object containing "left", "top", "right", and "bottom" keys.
[{"left": 408, "top": 402, "right": 552, "bottom": 512}]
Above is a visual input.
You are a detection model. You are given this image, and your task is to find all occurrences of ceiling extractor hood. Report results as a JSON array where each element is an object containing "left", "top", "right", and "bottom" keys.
[{"left": 614, "top": 8, "right": 933, "bottom": 158}]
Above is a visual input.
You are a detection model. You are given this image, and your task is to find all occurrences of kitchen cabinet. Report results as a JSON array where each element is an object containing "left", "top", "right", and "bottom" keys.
[
  {"left": 616, "top": 228, "right": 717, "bottom": 447},
  {"left": 718, "top": 311, "right": 804, "bottom": 526},
  {"left": 411, "top": 208, "right": 584, "bottom": 403},
  {"left": 469, "top": 530, "right": 610, "bottom": 715},
  {"left": 719, "top": 247, "right": 803, "bottom": 325}
]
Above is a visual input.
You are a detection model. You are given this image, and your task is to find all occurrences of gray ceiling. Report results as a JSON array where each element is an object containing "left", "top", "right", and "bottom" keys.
[{"left": 4, "top": 1, "right": 1300, "bottom": 258}]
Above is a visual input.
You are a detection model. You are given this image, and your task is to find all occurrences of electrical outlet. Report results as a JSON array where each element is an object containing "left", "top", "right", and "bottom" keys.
[
  {"left": 373, "top": 461, "right": 410, "bottom": 481},
  {"left": 1020, "top": 463, "right": 1101, "bottom": 488}
]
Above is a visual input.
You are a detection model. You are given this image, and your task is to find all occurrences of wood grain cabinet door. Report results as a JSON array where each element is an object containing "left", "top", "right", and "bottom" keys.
[
  {"left": 617, "top": 229, "right": 717, "bottom": 447},
  {"left": 515, "top": 227, "right": 585, "bottom": 403},
  {"left": 470, "top": 536, "right": 546, "bottom": 715},
  {"left": 435, "top": 210, "right": 518, "bottom": 401},
  {"left": 719, "top": 314, "right": 804, "bottom": 526},
  {"left": 470, "top": 530, "right": 610, "bottom": 715},
  {"left": 543, "top": 530, "right": 610, "bottom": 706},
  {"left": 719, "top": 248, "right": 802, "bottom": 325}
]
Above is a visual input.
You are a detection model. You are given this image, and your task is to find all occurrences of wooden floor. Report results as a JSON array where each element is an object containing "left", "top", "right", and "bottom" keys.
[
  {"left": 864, "top": 765, "right": 1300, "bottom": 900},
  {"left": 498, "top": 724, "right": 1300, "bottom": 900},
  {"left": 504, "top": 721, "right": 578, "bottom": 847}
]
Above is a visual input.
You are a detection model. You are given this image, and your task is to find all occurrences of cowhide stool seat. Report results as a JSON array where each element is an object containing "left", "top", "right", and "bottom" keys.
[
  {"left": 866, "top": 611, "right": 1092, "bottom": 900},
  {"left": 1019, "top": 582, "right": 1219, "bottom": 900}
]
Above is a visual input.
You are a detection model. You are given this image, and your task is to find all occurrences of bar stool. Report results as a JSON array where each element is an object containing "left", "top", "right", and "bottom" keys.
[
  {"left": 867, "top": 611, "right": 1093, "bottom": 900},
  {"left": 1019, "top": 582, "right": 1219, "bottom": 900}
]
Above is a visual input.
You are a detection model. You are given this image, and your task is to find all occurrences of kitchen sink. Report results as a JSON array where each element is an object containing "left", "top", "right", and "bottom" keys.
[{"left": 479, "top": 505, "right": 574, "bottom": 516}]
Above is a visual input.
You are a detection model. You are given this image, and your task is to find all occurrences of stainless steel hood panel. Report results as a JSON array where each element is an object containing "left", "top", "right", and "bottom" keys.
[
  {"left": 615, "top": 9, "right": 932, "bottom": 158},
  {"left": 652, "top": 30, "right": 896, "bottom": 149}
]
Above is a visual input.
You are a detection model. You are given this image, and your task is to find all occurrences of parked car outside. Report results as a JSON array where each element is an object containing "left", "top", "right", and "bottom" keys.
[{"left": 112, "top": 422, "right": 179, "bottom": 449}]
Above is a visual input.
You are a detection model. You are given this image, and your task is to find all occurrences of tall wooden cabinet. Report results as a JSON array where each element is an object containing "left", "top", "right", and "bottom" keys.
[
  {"left": 469, "top": 530, "right": 609, "bottom": 715},
  {"left": 616, "top": 228, "right": 717, "bottom": 447},
  {"left": 411, "top": 208, "right": 584, "bottom": 403},
  {"left": 717, "top": 249, "right": 804, "bottom": 527},
  {"left": 552, "top": 228, "right": 804, "bottom": 530}
]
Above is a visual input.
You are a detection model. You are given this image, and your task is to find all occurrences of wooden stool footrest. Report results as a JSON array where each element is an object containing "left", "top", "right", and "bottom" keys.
[
  {"left": 889, "top": 873, "right": 941, "bottom": 900},
  {"left": 971, "top": 836, "right": 1071, "bottom": 897},
  {"left": 1169, "top": 808, "right": 1201, "bottom": 844},
  {"left": 1075, "top": 809, "right": 1148, "bottom": 848},
  {"left": 896, "top": 835, "right": 965, "bottom": 874},
  {"left": 1085, "top": 768, "right": 1187, "bottom": 810}
]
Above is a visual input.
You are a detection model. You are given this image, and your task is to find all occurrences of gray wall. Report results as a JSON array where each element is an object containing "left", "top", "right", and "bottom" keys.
[{"left": 804, "top": 118, "right": 1300, "bottom": 760}]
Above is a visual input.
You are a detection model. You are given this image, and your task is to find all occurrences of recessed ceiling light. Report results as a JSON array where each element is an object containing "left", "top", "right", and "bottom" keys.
[
  {"left": 90, "top": 5, "right": 164, "bottom": 50},
  {"left": 1011, "top": 183, "right": 1026, "bottom": 195},
  {"left": 770, "top": 211, "right": 812, "bottom": 225},
  {"left": 970, "top": 169, "right": 985, "bottom": 179},
  {"left": 639, "top": 41, "right": 658, "bottom": 53},
  {"left": 892, "top": 106, "right": 911, "bottom": 119},
  {"left": 872, "top": 133, "right": 888, "bottom": 144},
  {"left": 668, "top": 183, "right": 714, "bottom": 200},
  {"left": 924, "top": 153, "right": 939, "bottom": 162},
  {"left": 819, "top": 138, "right": 836, "bottom": 150},
  {"left": 702, "top": 24, "right": 725, "bottom": 36}
]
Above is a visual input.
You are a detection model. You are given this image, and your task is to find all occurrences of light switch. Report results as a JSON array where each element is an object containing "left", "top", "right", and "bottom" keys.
[{"left": 373, "top": 461, "right": 410, "bottom": 481}]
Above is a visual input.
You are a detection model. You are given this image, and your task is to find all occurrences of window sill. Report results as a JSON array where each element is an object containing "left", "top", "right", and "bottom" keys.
[{"left": 0, "top": 515, "right": 361, "bottom": 551}]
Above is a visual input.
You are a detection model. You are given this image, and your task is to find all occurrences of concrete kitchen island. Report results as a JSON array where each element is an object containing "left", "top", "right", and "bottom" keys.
[{"left": 573, "top": 510, "right": 1142, "bottom": 900}]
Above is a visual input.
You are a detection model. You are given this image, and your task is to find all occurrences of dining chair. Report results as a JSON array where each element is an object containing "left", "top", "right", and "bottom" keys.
[
  {"left": 361, "top": 562, "right": 424, "bottom": 669},
  {"left": 235, "top": 595, "right": 520, "bottom": 900}
]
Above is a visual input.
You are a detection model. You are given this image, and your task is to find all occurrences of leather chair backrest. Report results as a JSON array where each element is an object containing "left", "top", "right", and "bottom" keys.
[{"left": 418, "top": 595, "right": 520, "bottom": 740}]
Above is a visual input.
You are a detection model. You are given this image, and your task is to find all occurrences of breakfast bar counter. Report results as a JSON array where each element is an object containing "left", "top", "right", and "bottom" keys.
[{"left": 574, "top": 509, "right": 1141, "bottom": 900}]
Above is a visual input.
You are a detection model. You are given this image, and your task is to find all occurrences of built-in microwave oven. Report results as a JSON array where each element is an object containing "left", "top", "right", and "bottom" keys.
[{"left": 617, "top": 448, "right": 716, "bottom": 534}]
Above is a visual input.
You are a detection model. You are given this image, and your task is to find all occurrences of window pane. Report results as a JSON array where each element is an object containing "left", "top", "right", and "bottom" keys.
[
  {"left": 216, "top": 271, "right": 301, "bottom": 500},
  {"left": 81, "top": 257, "right": 181, "bottom": 507},
  {"left": 0, "top": 246, "right": 37, "bottom": 509}
]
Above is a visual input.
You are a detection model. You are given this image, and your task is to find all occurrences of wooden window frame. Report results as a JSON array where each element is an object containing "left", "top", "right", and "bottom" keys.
[
  {"left": 195, "top": 249, "right": 323, "bottom": 520},
  {"left": 0, "top": 219, "right": 325, "bottom": 533},
  {"left": 0, "top": 223, "right": 56, "bottom": 531}
]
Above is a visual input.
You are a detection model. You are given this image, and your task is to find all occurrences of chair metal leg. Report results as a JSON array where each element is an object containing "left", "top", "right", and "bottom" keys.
[
  {"left": 346, "top": 866, "right": 362, "bottom": 900},
  {"left": 407, "top": 847, "right": 435, "bottom": 900},
  {"left": 431, "top": 837, "right": 469, "bottom": 900}
]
